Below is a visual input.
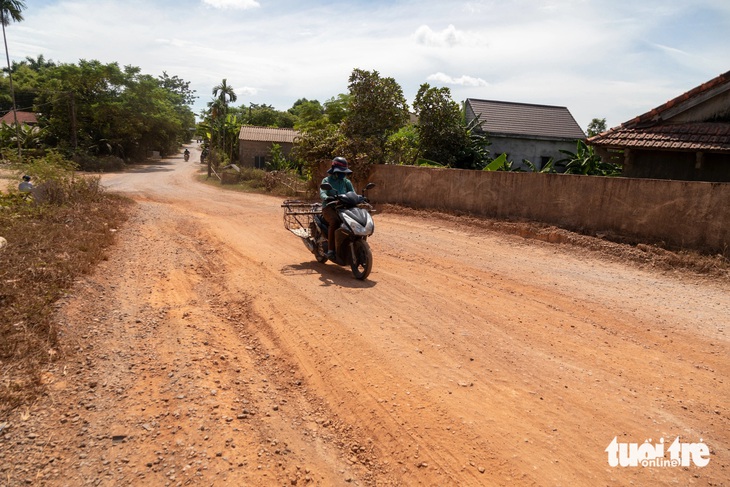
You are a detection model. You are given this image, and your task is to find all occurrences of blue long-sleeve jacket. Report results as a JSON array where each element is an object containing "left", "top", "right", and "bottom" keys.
[{"left": 320, "top": 175, "right": 354, "bottom": 203}]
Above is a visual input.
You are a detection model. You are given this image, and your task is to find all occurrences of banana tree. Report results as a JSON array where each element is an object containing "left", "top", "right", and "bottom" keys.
[{"left": 558, "top": 139, "right": 621, "bottom": 176}]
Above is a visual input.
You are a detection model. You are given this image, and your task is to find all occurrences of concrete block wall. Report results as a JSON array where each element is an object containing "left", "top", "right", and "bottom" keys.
[{"left": 365, "top": 164, "right": 730, "bottom": 254}]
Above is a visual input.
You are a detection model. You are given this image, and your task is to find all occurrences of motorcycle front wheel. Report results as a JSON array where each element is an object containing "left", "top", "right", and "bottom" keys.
[{"left": 350, "top": 239, "right": 372, "bottom": 280}]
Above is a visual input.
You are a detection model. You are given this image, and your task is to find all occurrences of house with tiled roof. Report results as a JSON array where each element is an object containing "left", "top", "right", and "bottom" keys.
[
  {"left": 464, "top": 99, "right": 586, "bottom": 170},
  {"left": 0, "top": 110, "right": 38, "bottom": 126},
  {"left": 588, "top": 70, "right": 730, "bottom": 182},
  {"left": 238, "top": 125, "right": 299, "bottom": 169}
]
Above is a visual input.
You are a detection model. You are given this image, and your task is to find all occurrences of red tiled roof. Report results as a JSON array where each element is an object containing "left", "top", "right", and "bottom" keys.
[
  {"left": 0, "top": 110, "right": 37, "bottom": 125},
  {"left": 239, "top": 125, "right": 299, "bottom": 143},
  {"left": 466, "top": 99, "right": 586, "bottom": 140},
  {"left": 622, "top": 70, "right": 730, "bottom": 129},
  {"left": 589, "top": 122, "right": 730, "bottom": 153},
  {"left": 588, "top": 70, "right": 730, "bottom": 152}
]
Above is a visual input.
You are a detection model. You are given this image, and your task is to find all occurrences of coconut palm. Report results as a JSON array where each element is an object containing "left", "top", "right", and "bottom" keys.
[{"left": 1, "top": 0, "right": 26, "bottom": 156}]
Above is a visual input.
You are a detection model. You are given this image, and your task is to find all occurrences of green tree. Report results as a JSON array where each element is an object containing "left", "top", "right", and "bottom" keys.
[
  {"left": 586, "top": 117, "right": 607, "bottom": 137},
  {"left": 212, "top": 78, "right": 237, "bottom": 108},
  {"left": 211, "top": 79, "right": 237, "bottom": 161},
  {"left": 323, "top": 94, "right": 349, "bottom": 125},
  {"left": 342, "top": 68, "right": 409, "bottom": 166},
  {"left": 244, "top": 103, "right": 278, "bottom": 126},
  {"left": 1, "top": 0, "right": 26, "bottom": 156},
  {"left": 0, "top": 62, "right": 38, "bottom": 113},
  {"left": 413, "top": 83, "right": 466, "bottom": 167},
  {"left": 291, "top": 124, "right": 345, "bottom": 178},
  {"left": 23, "top": 53, "right": 55, "bottom": 72},
  {"left": 385, "top": 124, "right": 420, "bottom": 166},
  {"left": 290, "top": 98, "right": 324, "bottom": 130},
  {"left": 31, "top": 60, "right": 194, "bottom": 162},
  {"left": 159, "top": 71, "right": 197, "bottom": 106},
  {"left": 412, "top": 84, "right": 490, "bottom": 169}
]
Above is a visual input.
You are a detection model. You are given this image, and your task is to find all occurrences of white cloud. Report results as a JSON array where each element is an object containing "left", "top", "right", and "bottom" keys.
[
  {"left": 427, "top": 72, "right": 489, "bottom": 87},
  {"left": 235, "top": 86, "right": 259, "bottom": 97},
  {"left": 413, "top": 24, "right": 468, "bottom": 48},
  {"left": 13, "top": 0, "right": 730, "bottom": 128},
  {"left": 202, "top": 0, "right": 260, "bottom": 10}
]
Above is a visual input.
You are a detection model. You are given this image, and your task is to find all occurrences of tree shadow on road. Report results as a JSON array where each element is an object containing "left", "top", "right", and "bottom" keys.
[{"left": 280, "top": 262, "right": 377, "bottom": 288}]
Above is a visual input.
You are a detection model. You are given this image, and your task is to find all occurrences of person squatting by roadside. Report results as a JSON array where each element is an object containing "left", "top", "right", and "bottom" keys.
[{"left": 18, "top": 175, "right": 33, "bottom": 192}]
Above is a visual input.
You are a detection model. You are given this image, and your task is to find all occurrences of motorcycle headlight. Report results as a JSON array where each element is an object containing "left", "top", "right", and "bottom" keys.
[{"left": 342, "top": 213, "right": 373, "bottom": 236}]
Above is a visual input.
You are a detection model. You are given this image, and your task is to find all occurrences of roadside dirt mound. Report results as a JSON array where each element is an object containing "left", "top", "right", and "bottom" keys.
[{"left": 377, "top": 203, "right": 730, "bottom": 281}]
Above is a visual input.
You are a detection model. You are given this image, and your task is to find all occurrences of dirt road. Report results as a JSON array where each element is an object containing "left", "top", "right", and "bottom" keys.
[{"left": 2, "top": 146, "right": 728, "bottom": 486}]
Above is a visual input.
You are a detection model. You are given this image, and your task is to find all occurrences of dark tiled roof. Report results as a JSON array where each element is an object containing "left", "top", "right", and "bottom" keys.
[
  {"left": 588, "top": 70, "right": 730, "bottom": 152},
  {"left": 239, "top": 125, "right": 299, "bottom": 143},
  {"left": 0, "top": 111, "right": 37, "bottom": 125},
  {"left": 589, "top": 122, "right": 730, "bottom": 153},
  {"left": 466, "top": 99, "right": 585, "bottom": 139}
]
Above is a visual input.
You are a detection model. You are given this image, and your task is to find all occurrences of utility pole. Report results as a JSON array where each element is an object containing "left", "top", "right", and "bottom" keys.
[{"left": 69, "top": 92, "right": 78, "bottom": 150}]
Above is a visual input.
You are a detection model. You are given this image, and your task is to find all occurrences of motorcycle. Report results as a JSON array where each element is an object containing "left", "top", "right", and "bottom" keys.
[
  {"left": 282, "top": 183, "right": 376, "bottom": 280},
  {"left": 183, "top": 151, "right": 190, "bottom": 162}
]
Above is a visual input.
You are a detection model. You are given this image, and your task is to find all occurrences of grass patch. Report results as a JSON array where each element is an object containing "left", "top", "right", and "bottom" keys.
[
  {"left": 197, "top": 165, "right": 313, "bottom": 198},
  {"left": 0, "top": 175, "right": 131, "bottom": 414}
]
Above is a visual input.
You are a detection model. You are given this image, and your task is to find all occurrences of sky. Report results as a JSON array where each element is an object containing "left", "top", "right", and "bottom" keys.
[{"left": 7, "top": 0, "right": 730, "bottom": 130}]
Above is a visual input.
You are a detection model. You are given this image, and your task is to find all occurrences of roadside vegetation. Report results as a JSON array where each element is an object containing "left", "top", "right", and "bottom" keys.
[
  {"left": 0, "top": 154, "right": 130, "bottom": 414},
  {"left": 0, "top": 55, "right": 195, "bottom": 169}
]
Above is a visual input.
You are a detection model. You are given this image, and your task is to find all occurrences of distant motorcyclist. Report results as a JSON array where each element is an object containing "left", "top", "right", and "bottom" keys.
[
  {"left": 183, "top": 148, "right": 190, "bottom": 161},
  {"left": 320, "top": 157, "right": 354, "bottom": 259}
]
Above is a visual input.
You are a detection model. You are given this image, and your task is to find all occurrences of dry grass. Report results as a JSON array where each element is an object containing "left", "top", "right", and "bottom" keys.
[{"left": 0, "top": 177, "right": 131, "bottom": 414}]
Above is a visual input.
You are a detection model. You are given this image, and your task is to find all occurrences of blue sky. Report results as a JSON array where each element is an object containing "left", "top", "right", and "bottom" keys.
[{"left": 7, "top": 0, "right": 730, "bottom": 129}]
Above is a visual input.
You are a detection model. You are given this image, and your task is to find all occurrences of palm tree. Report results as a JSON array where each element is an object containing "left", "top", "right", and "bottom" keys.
[
  {"left": 25, "top": 53, "right": 54, "bottom": 72},
  {"left": 211, "top": 79, "right": 237, "bottom": 162},
  {"left": 212, "top": 78, "right": 237, "bottom": 108},
  {"left": 1, "top": 0, "right": 26, "bottom": 157}
]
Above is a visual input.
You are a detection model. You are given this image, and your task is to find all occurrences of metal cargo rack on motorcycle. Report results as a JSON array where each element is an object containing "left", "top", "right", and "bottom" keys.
[{"left": 281, "top": 200, "right": 322, "bottom": 239}]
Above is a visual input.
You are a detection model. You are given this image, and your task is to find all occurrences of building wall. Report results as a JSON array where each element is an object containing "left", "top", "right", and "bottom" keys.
[
  {"left": 239, "top": 141, "right": 294, "bottom": 169},
  {"left": 365, "top": 164, "right": 730, "bottom": 254},
  {"left": 488, "top": 136, "right": 577, "bottom": 170},
  {"left": 623, "top": 150, "right": 730, "bottom": 182}
]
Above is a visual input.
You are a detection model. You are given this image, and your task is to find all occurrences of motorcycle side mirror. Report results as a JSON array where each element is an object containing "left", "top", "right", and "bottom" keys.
[{"left": 320, "top": 183, "right": 333, "bottom": 191}]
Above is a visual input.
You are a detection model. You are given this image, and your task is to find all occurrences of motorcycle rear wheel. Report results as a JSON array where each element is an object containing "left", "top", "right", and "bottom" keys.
[
  {"left": 311, "top": 223, "right": 328, "bottom": 263},
  {"left": 350, "top": 240, "right": 372, "bottom": 280}
]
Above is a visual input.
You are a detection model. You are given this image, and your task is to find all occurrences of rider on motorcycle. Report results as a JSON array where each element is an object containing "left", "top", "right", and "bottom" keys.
[
  {"left": 320, "top": 157, "right": 354, "bottom": 259},
  {"left": 183, "top": 148, "right": 190, "bottom": 160}
]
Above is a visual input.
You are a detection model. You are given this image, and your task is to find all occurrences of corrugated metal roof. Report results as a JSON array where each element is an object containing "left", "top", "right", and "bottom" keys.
[
  {"left": 589, "top": 122, "right": 730, "bottom": 153},
  {"left": 239, "top": 125, "right": 299, "bottom": 143},
  {"left": 466, "top": 99, "right": 585, "bottom": 139}
]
